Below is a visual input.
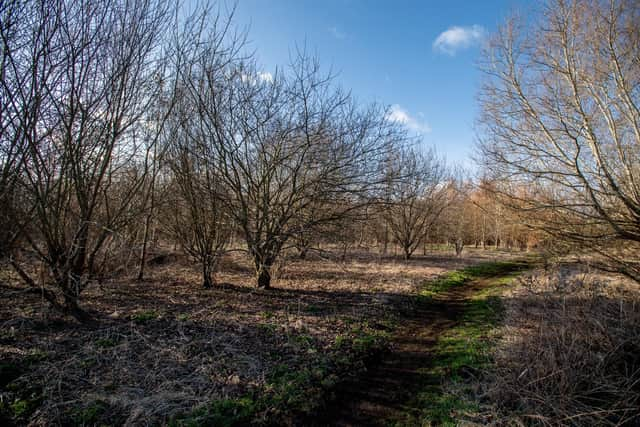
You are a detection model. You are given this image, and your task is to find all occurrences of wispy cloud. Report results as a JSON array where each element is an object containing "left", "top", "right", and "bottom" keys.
[
  {"left": 328, "top": 26, "right": 346, "bottom": 40},
  {"left": 387, "top": 104, "right": 431, "bottom": 134},
  {"left": 433, "top": 25, "right": 486, "bottom": 55}
]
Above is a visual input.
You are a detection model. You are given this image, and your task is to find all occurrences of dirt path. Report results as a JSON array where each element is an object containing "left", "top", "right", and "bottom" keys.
[{"left": 316, "top": 277, "right": 494, "bottom": 426}]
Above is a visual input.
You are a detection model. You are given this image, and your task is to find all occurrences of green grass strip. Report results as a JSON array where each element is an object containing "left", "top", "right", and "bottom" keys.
[
  {"left": 418, "top": 260, "right": 528, "bottom": 300},
  {"left": 398, "top": 260, "right": 530, "bottom": 426}
]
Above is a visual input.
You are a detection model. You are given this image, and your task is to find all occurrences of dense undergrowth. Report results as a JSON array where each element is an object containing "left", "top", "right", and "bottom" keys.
[
  {"left": 400, "top": 260, "right": 640, "bottom": 426},
  {"left": 482, "top": 266, "right": 640, "bottom": 426}
]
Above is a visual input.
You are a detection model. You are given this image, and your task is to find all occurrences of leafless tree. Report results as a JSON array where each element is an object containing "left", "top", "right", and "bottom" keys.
[
  {"left": 181, "top": 44, "right": 407, "bottom": 288},
  {"left": 290, "top": 199, "right": 325, "bottom": 259},
  {"left": 0, "top": 0, "right": 34, "bottom": 259},
  {"left": 163, "top": 10, "right": 239, "bottom": 288},
  {"left": 134, "top": 90, "right": 176, "bottom": 281},
  {"left": 166, "top": 121, "right": 231, "bottom": 288},
  {"left": 3, "top": 0, "right": 174, "bottom": 319},
  {"left": 384, "top": 146, "right": 449, "bottom": 259},
  {"left": 434, "top": 175, "right": 472, "bottom": 257},
  {"left": 478, "top": 0, "right": 640, "bottom": 279}
]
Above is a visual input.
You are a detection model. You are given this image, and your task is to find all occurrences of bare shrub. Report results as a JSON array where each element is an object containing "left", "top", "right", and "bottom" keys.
[
  {"left": 2, "top": 0, "right": 175, "bottom": 320},
  {"left": 482, "top": 266, "right": 640, "bottom": 425}
]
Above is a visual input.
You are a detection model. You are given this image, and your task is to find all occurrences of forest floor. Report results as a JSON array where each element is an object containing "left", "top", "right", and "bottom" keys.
[
  {"left": 0, "top": 248, "right": 527, "bottom": 426},
  {"left": 318, "top": 260, "right": 530, "bottom": 426}
]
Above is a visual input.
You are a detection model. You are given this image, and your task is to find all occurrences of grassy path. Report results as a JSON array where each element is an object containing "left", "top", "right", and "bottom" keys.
[{"left": 318, "top": 260, "right": 530, "bottom": 426}]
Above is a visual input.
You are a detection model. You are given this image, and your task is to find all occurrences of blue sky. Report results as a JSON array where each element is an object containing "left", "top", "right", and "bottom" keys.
[{"left": 232, "top": 0, "right": 527, "bottom": 167}]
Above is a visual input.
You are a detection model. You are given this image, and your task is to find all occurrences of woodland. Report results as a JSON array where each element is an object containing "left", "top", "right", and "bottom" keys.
[{"left": 0, "top": 0, "right": 638, "bottom": 425}]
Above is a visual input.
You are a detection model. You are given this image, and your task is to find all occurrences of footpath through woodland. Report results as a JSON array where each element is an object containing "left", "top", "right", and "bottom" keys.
[{"left": 317, "top": 261, "right": 529, "bottom": 426}]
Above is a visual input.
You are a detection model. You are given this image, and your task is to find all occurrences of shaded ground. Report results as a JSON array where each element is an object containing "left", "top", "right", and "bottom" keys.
[
  {"left": 317, "top": 263, "right": 527, "bottom": 426},
  {"left": 0, "top": 248, "right": 522, "bottom": 425}
]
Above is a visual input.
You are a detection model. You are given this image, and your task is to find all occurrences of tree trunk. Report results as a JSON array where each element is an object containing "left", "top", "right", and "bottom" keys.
[
  {"left": 382, "top": 224, "right": 389, "bottom": 255},
  {"left": 257, "top": 266, "right": 271, "bottom": 289},
  {"left": 455, "top": 239, "right": 464, "bottom": 257},
  {"left": 137, "top": 213, "right": 152, "bottom": 281},
  {"left": 63, "top": 293, "right": 91, "bottom": 322},
  {"left": 202, "top": 262, "right": 214, "bottom": 289}
]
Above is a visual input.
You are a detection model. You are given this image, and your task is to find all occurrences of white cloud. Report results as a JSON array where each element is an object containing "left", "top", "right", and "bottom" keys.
[
  {"left": 432, "top": 25, "right": 486, "bottom": 55},
  {"left": 328, "top": 26, "right": 346, "bottom": 40},
  {"left": 257, "top": 71, "right": 273, "bottom": 83},
  {"left": 387, "top": 104, "right": 431, "bottom": 134},
  {"left": 241, "top": 71, "right": 274, "bottom": 85}
]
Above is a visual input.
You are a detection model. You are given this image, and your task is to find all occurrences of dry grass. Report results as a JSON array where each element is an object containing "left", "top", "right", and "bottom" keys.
[
  {"left": 480, "top": 264, "right": 640, "bottom": 426},
  {"left": 0, "top": 247, "right": 516, "bottom": 425}
]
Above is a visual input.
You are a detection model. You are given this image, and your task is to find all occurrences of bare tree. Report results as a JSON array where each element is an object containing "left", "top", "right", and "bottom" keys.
[
  {"left": 166, "top": 125, "right": 231, "bottom": 288},
  {"left": 290, "top": 199, "right": 325, "bottom": 259},
  {"left": 0, "top": 0, "right": 35, "bottom": 259},
  {"left": 434, "top": 175, "right": 472, "bottom": 257},
  {"left": 181, "top": 45, "right": 406, "bottom": 288},
  {"left": 478, "top": 0, "right": 640, "bottom": 279},
  {"left": 4, "top": 0, "right": 173, "bottom": 319},
  {"left": 165, "top": 51, "right": 234, "bottom": 288},
  {"left": 134, "top": 91, "right": 175, "bottom": 281},
  {"left": 385, "top": 146, "right": 449, "bottom": 260}
]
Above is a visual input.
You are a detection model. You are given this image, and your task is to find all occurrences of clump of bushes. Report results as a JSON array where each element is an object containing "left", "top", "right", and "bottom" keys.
[{"left": 482, "top": 266, "right": 640, "bottom": 425}]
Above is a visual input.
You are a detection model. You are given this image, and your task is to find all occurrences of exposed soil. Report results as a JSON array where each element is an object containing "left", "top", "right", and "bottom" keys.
[{"left": 317, "top": 277, "right": 494, "bottom": 426}]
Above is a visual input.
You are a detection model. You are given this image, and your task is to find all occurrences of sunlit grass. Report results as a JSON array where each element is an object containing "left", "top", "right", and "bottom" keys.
[
  {"left": 418, "top": 260, "right": 528, "bottom": 300},
  {"left": 398, "top": 260, "right": 530, "bottom": 426}
]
